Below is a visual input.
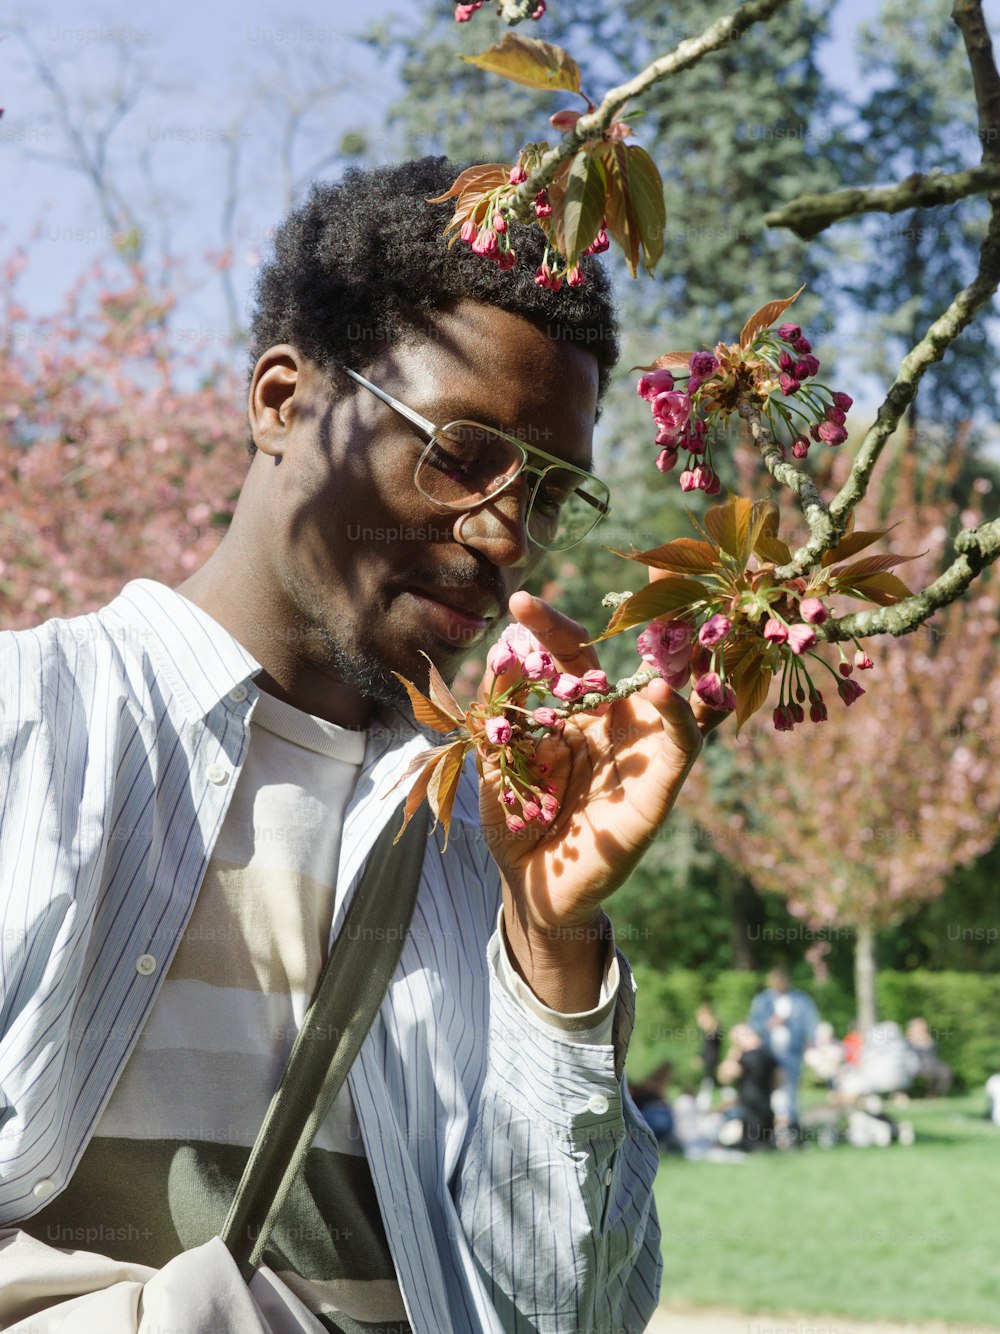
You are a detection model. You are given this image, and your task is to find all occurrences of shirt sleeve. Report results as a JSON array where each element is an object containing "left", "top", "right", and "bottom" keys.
[{"left": 454, "top": 933, "right": 662, "bottom": 1333}]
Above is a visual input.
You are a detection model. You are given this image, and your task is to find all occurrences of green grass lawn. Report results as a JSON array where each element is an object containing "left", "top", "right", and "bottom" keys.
[{"left": 654, "top": 1095, "right": 1000, "bottom": 1325}]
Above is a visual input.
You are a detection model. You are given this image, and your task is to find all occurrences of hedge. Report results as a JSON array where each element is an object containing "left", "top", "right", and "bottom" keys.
[{"left": 627, "top": 966, "right": 1000, "bottom": 1092}]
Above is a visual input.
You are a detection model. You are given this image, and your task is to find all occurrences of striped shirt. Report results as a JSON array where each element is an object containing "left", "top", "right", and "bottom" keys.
[{"left": 0, "top": 578, "right": 662, "bottom": 1333}]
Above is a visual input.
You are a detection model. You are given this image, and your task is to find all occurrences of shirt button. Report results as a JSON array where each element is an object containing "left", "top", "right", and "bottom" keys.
[
  {"left": 603, "top": 1168, "right": 614, "bottom": 1186},
  {"left": 136, "top": 954, "right": 157, "bottom": 976},
  {"left": 227, "top": 684, "right": 248, "bottom": 703},
  {"left": 206, "top": 762, "right": 230, "bottom": 785},
  {"left": 588, "top": 1094, "right": 610, "bottom": 1116},
  {"left": 32, "top": 1179, "right": 55, "bottom": 1200}
]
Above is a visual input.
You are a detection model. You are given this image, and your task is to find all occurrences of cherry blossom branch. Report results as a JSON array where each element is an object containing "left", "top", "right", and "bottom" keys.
[
  {"left": 764, "top": 164, "right": 1000, "bottom": 241},
  {"left": 505, "top": 0, "right": 795, "bottom": 220},
  {"left": 498, "top": 0, "right": 536, "bottom": 22},
  {"left": 817, "top": 516, "right": 1000, "bottom": 641},
  {"left": 552, "top": 665, "right": 660, "bottom": 719},
  {"left": 734, "top": 387, "right": 836, "bottom": 556},
  {"left": 767, "top": 0, "right": 1000, "bottom": 580}
]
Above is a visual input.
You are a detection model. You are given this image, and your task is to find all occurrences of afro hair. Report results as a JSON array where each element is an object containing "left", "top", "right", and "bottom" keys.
[{"left": 246, "top": 156, "right": 619, "bottom": 456}]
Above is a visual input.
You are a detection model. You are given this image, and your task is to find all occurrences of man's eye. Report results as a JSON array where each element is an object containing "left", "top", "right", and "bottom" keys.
[
  {"left": 424, "top": 438, "right": 477, "bottom": 480},
  {"left": 535, "top": 472, "right": 577, "bottom": 516}
]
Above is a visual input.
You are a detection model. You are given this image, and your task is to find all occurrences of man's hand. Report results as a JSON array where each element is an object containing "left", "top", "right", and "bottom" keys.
[{"left": 479, "top": 588, "right": 728, "bottom": 1013}]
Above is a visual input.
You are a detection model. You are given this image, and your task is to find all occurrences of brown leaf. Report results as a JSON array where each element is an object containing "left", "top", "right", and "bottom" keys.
[
  {"left": 629, "top": 352, "right": 697, "bottom": 371},
  {"left": 739, "top": 285, "right": 806, "bottom": 349},
  {"left": 427, "top": 163, "right": 511, "bottom": 206},
  {"left": 461, "top": 34, "right": 582, "bottom": 93},
  {"left": 426, "top": 741, "right": 469, "bottom": 850},
  {"left": 733, "top": 651, "right": 773, "bottom": 734},
  {"left": 392, "top": 671, "right": 463, "bottom": 735},
  {"left": 597, "top": 139, "right": 640, "bottom": 278},
  {"left": 753, "top": 535, "right": 793, "bottom": 566},
  {"left": 705, "top": 497, "right": 755, "bottom": 561},
  {"left": 591, "top": 576, "right": 708, "bottom": 642},
  {"left": 837, "top": 572, "right": 914, "bottom": 606},
  {"left": 608, "top": 537, "right": 720, "bottom": 574},
  {"left": 392, "top": 745, "right": 449, "bottom": 844},
  {"left": 830, "top": 552, "right": 924, "bottom": 582},
  {"left": 421, "top": 651, "right": 465, "bottom": 724},
  {"left": 820, "top": 526, "right": 899, "bottom": 568},
  {"left": 625, "top": 145, "right": 665, "bottom": 272}
]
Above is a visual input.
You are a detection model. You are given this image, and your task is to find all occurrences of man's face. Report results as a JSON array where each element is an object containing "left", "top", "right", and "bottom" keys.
[{"left": 249, "top": 299, "right": 600, "bottom": 708}]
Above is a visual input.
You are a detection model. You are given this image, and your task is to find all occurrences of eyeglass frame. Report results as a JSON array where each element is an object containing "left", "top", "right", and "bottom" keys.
[{"left": 338, "top": 364, "right": 612, "bottom": 552}]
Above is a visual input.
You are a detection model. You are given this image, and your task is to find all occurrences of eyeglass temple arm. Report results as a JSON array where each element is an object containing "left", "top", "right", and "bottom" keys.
[{"left": 339, "top": 365, "right": 438, "bottom": 438}]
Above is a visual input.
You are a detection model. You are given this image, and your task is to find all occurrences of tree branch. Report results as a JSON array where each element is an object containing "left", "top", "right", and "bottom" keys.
[
  {"left": 506, "top": 0, "right": 795, "bottom": 219},
  {"left": 765, "top": 164, "right": 1000, "bottom": 240},
  {"left": 817, "top": 517, "right": 1000, "bottom": 641}
]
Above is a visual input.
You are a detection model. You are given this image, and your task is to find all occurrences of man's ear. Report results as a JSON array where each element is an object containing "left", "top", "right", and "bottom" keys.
[{"left": 248, "top": 345, "right": 301, "bottom": 458}]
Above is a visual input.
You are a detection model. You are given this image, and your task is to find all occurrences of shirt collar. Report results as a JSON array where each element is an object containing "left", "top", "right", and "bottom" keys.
[{"left": 102, "top": 579, "right": 263, "bottom": 724}]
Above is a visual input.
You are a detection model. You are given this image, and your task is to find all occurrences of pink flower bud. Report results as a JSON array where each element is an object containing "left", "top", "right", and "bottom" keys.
[
  {"left": 505, "top": 814, "right": 526, "bottom": 833},
  {"left": 454, "top": 2, "right": 480, "bottom": 19},
  {"left": 487, "top": 641, "right": 518, "bottom": 675},
  {"left": 837, "top": 678, "right": 865, "bottom": 707},
  {"left": 689, "top": 351, "right": 719, "bottom": 378},
  {"left": 777, "top": 323, "right": 801, "bottom": 342},
  {"left": 530, "top": 1, "right": 546, "bottom": 17},
  {"left": 698, "top": 613, "right": 732, "bottom": 648},
  {"left": 832, "top": 391, "right": 853, "bottom": 412},
  {"left": 826, "top": 404, "right": 847, "bottom": 426},
  {"left": 779, "top": 373, "right": 801, "bottom": 396},
  {"left": 496, "top": 250, "right": 517, "bottom": 271},
  {"left": 786, "top": 624, "right": 817, "bottom": 655},
  {"left": 471, "top": 229, "right": 498, "bottom": 258},
  {"left": 534, "top": 191, "right": 552, "bottom": 218},
  {"left": 538, "top": 793, "right": 559, "bottom": 824},
  {"left": 694, "top": 672, "right": 736, "bottom": 712},
  {"left": 818, "top": 420, "right": 848, "bottom": 447},
  {"left": 485, "top": 715, "right": 512, "bottom": 745},
  {"left": 791, "top": 437, "right": 810, "bottom": 459},
  {"left": 501, "top": 788, "right": 518, "bottom": 809},
  {"left": 797, "top": 354, "right": 821, "bottom": 378},
  {"left": 778, "top": 351, "right": 793, "bottom": 372},
  {"left": 793, "top": 336, "right": 812, "bottom": 354},
  {"left": 584, "top": 227, "right": 610, "bottom": 255},
  {"left": 508, "top": 163, "right": 528, "bottom": 185},
  {"left": 854, "top": 649, "right": 874, "bottom": 671},
  {"left": 549, "top": 109, "right": 582, "bottom": 133},
  {"left": 532, "top": 706, "right": 560, "bottom": 728},
  {"left": 460, "top": 219, "right": 478, "bottom": 244},
  {"left": 702, "top": 467, "right": 722, "bottom": 496},
  {"left": 764, "top": 617, "right": 788, "bottom": 645},
  {"left": 773, "top": 704, "right": 795, "bottom": 732},
  {"left": 655, "top": 448, "right": 678, "bottom": 473},
  {"left": 522, "top": 800, "right": 542, "bottom": 821},
  {"left": 789, "top": 701, "right": 805, "bottom": 723},
  {"left": 552, "top": 672, "right": 587, "bottom": 702},
  {"left": 566, "top": 265, "right": 584, "bottom": 287},
  {"left": 679, "top": 468, "right": 697, "bottom": 492},
  {"left": 799, "top": 597, "right": 828, "bottom": 625},
  {"left": 582, "top": 668, "right": 610, "bottom": 693},
  {"left": 809, "top": 692, "right": 828, "bottom": 723},
  {"left": 637, "top": 369, "right": 675, "bottom": 401},
  {"left": 839, "top": 661, "right": 854, "bottom": 677},
  {"left": 523, "top": 648, "right": 556, "bottom": 681},
  {"left": 493, "top": 212, "right": 507, "bottom": 233}
]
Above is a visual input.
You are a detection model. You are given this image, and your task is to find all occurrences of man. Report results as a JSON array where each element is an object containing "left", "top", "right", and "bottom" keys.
[
  {"left": 748, "top": 966, "right": 819, "bottom": 1126},
  {"left": 0, "top": 158, "right": 720, "bottom": 1332}
]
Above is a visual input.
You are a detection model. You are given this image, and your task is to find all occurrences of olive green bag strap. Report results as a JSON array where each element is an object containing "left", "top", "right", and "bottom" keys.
[{"left": 220, "top": 806, "right": 429, "bottom": 1281}]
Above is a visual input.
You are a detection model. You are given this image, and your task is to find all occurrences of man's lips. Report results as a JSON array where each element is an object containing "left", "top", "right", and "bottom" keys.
[{"left": 406, "top": 583, "right": 503, "bottom": 640}]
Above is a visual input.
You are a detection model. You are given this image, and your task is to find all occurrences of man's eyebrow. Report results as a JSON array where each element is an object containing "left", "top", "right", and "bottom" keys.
[{"left": 433, "top": 405, "right": 595, "bottom": 474}]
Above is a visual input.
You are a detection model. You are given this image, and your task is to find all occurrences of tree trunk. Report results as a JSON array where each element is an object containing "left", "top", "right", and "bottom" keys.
[{"left": 854, "top": 920, "right": 877, "bottom": 1033}]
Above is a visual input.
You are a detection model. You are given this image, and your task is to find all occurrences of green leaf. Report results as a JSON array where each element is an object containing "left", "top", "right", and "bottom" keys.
[
  {"left": 597, "top": 140, "right": 640, "bottom": 277},
  {"left": 625, "top": 146, "right": 665, "bottom": 272},
  {"left": 558, "top": 148, "right": 606, "bottom": 268},
  {"left": 591, "top": 576, "right": 708, "bottom": 641},
  {"left": 462, "top": 34, "right": 581, "bottom": 93}
]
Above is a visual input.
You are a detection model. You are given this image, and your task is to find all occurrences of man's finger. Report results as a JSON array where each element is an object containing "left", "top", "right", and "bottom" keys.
[
  {"left": 689, "top": 690, "right": 733, "bottom": 738},
  {"left": 507, "top": 591, "right": 600, "bottom": 679}
]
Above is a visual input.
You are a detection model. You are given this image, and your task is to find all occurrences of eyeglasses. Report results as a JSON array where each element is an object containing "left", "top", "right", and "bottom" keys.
[{"left": 339, "top": 366, "right": 611, "bottom": 552}]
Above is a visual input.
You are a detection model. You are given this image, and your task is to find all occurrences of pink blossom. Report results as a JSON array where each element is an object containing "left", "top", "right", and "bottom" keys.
[
  {"left": 773, "top": 704, "right": 795, "bottom": 732},
  {"left": 505, "top": 814, "right": 526, "bottom": 833},
  {"left": 650, "top": 390, "right": 691, "bottom": 446},
  {"left": 534, "top": 265, "right": 561, "bottom": 292},
  {"left": 637, "top": 619, "right": 694, "bottom": 687},
  {"left": 492, "top": 212, "right": 507, "bottom": 233},
  {"left": 839, "top": 661, "right": 854, "bottom": 677},
  {"left": 702, "top": 467, "right": 722, "bottom": 496},
  {"left": 538, "top": 793, "right": 559, "bottom": 824},
  {"left": 786, "top": 624, "right": 817, "bottom": 655},
  {"left": 523, "top": 649, "right": 556, "bottom": 681},
  {"left": 501, "top": 788, "right": 518, "bottom": 809},
  {"left": 698, "top": 613, "right": 732, "bottom": 648},
  {"left": 789, "top": 701, "right": 805, "bottom": 723},
  {"left": 791, "top": 437, "right": 810, "bottom": 459},
  {"left": 689, "top": 352, "right": 719, "bottom": 378},
  {"left": 778, "top": 351, "right": 793, "bottom": 371},
  {"left": 825, "top": 405, "right": 847, "bottom": 426},
  {"left": 817, "top": 420, "right": 847, "bottom": 447},
  {"left": 777, "top": 323, "right": 801, "bottom": 342},
  {"left": 679, "top": 469, "right": 697, "bottom": 492},
  {"left": 799, "top": 597, "right": 828, "bottom": 625},
  {"left": 471, "top": 229, "right": 498, "bottom": 258},
  {"left": 655, "top": 448, "right": 678, "bottom": 473},
  {"left": 484, "top": 716, "right": 512, "bottom": 746},
  {"left": 530, "top": 0, "right": 546, "bottom": 16},
  {"left": 508, "top": 163, "right": 527, "bottom": 185},
  {"left": 809, "top": 692, "right": 828, "bottom": 723},
  {"left": 566, "top": 266, "right": 584, "bottom": 287},
  {"left": 796, "top": 354, "right": 821, "bottom": 378},
  {"left": 694, "top": 672, "right": 736, "bottom": 712},
  {"left": 487, "top": 640, "right": 518, "bottom": 674},
  {"left": 764, "top": 617, "right": 788, "bottom": 645},
  {"left": 637, "top": 369, "right": 675, "bottom": 401},
  {"left": 854, "top": 649, "right": 874, "bottom": 670},
  {"left": 534, "top": 191, "right": 552, "bottom": 218},
  {"left": 793, "top": 336, "right": 812, "bottom": 354},
  {"left": 551, "top": 672, "right": 587, "bottom": 702},
  {"left": 496, "top": 250, "right": 517, "bottom": 272},
  {"left": 532, "top": 706, "right": 561, "bottom": 728},
  {"left": 581, "top": 668, "right": 610, "bottom": 693},
  {"left": 837, "top": 677, "right": 865, "bottom": 707},
  {"left": 459, "top": 219, "right": 477, "bottom": 244},
  {"left": 522, "top": 800, "right": 542, "bottom": 821},
  {"left": 832, "top": 391, "right": 853, "bottom": 412},
  {"left": 584, "top": 228, "right": 610, "bottom": 255},
  {"left": 779, "top": 372, "right": 801, "bottom": 396},
  {"left": 454, "top": 2, "right": 482, "bottom": 19}
]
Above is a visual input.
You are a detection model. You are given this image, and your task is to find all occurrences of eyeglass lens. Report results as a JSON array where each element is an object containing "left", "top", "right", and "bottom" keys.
[{"left": 415, "top": 423, "right": 608, "bottom": 550}]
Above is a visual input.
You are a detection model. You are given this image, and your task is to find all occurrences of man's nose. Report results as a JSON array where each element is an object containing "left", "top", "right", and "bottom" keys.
[{"left": 452, "top": 480, "right": 534, "bottom": 569}]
